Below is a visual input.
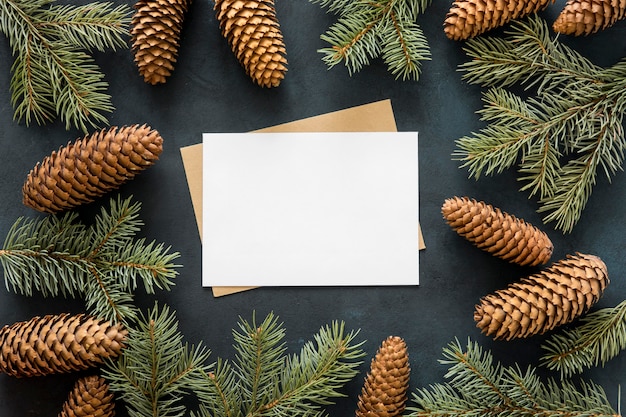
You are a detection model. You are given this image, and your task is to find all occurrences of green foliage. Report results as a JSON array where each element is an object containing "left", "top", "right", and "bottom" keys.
[
  {"left": 192, "top": 312, "right": 365, "bottom": 417},
  {"left": 408, "top": 338, "right": 620, "bottom": 417},
  {"left": 453, "top": 16, "right": 626, "bottom": 233},
  {"left": 103, "top": 303, "right": 212, "bottom": 417},
  {"left": 541, "top": 300, "right": 626, "bottom": 378},
  {"left": 0, "top": 0, "right": 132, "bottom": 132},
  {"left": 310, "top": 0, "right": 432, "bottom": 80},
  {"left": 0, "top": 195, "right": 180, "bottom": 323}
]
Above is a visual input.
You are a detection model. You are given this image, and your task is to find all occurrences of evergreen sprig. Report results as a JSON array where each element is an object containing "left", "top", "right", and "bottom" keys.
[
  {"left": 310, "top": 0, "right": 432, "bottom": 80},
  {"left": 453, "top": 16, "right": 626, "bottom": 233},
  {"left": 0, "top": 0, "right": 132, "bottom": 132},
  {"left": 0, "top": 195, "right": 180, "bottom": 323},
  {"left": 192, "top": 312, "right": 365, "bottom": 417},
  {"left": 408, "top": 338, "right": 620, "bottom": 417},
  {"left": 103, "top": 303, "right": 212, "bottom": 417},
  {"left": 541, "top": 300, "right": 626, "bottom": 378}
]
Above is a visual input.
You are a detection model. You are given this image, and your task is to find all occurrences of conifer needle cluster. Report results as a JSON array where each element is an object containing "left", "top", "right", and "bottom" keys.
[
  {"left": 310, "top": 0, "right": 432, "bottom": 80},
  {"left": 0, "top": 0, "right": 131, "bottom": 132},
  {"left": 453, "top": 15, "right": 626, "bottom": 233},
  {"left": 0, "top": 196, "right": 180, "bottom": 323}
]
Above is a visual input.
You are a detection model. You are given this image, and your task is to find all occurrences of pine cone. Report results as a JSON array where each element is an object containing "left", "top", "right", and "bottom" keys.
[
  {"left": 215, "top": 0, "right": 288, "bottom": 87},
  {"left": 22, "top": 124, "right": 163, "bottom": 214},
  {"left": 442, "top": 196, "right": 553, "bottom": 266},
  {"left": 59, "top": 376, "right": 115, "bottom": 417},
  {"left": 131, "top": 0, "right": 191, "bottom": 85},
  {"left": 553, "top": 0, "right": 626, "bottom": 35},
  {"left": 356, "top": 336, "right": 410, "bottom": 417},
  {"left": 475, "top": 253, "right": 609, "bottom": 340},
  {"left": 444, "top": 0, "right": 555, "bottom": 40},
  {"left": 0, "top": 314, "right": 127, "bottom": 377}
]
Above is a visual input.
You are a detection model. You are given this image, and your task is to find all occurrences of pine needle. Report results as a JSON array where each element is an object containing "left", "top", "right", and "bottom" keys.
[
  {"left": 0, "top": 0, "right": 132, "bottom": 132},
  {"left": 454, "top": 15, "right": 626, "bottom": 233}
]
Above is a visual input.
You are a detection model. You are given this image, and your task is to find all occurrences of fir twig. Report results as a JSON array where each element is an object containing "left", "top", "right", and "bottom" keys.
[
  {"left": 103, "top": 303, "right": 212, "bottom": 417},
  {"left": 541, "top": 300, "right": 626, "bottom": 378},
  {"left": 408, "top": 338, "right": 620, "bottom": 417},
  {"left": 0, "top": 0, "right": 132, "bottom": 132},
  {"left": 0, "top": 195, "right": 180, "bottom": 323},
  {"left": 310, "top": 0, "right": 432, "bottom": 80},
  {"left": 453, "top": 15, "right": 626, "bottom": 233},
  {"left": 193, "top": 312, "right": 365, "bottom": 417}
]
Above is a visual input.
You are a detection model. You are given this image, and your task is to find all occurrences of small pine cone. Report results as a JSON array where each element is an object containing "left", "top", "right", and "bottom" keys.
[
  {"left": 553, "top": 0, "right": 626, "bottom": 35},
  {"left": 22, "top": 124, "right": 163, "bottom": 214},
  {"left": 215, "top": 0, "right": 288, "bottom": 87},
  {"left": 475, "top": 253, "right": 609, "bottom": 340},
  {"left": 0, "top": 314, "right": 127, "bottom": 377},
  {"left": 444, "top": 0, "right": 555, "bottom": 40},
  {"left": 442, "top": 196, "right": 553, "bottom": 266},
  {"left": 59, "top": 376, "right": 115, "bottom": 417},
  {"left": 131, "top": 0, "right": 192, "bottom": 84},
  {"left": 356, "top": 336, "right": 410, "bottom": 417}
]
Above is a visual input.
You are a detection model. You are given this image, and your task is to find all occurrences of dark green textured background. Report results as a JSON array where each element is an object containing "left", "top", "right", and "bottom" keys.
[{"left": 0, "top": 0, "right": 625, "bottom": 415}]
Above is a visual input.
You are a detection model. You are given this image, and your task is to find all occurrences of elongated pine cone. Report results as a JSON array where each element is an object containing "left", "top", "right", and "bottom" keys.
[
  {"left": 475, "top": 253, "right": 609, "bottom": 340},
  {"left": 356, "top": 336, "right": 410, "bottom": 417},
  {"left": 444, "top": 0, "right": 555, "bottom": 40},
  {"left": 553, "top": 0, "right": 626, "bottom": 35},
  {"left": 23, "top": 124, "right": 163, "bottom": 213},
  {"left": 0, "top": 313, "right": 127, "bottom": 377},
  {"left": 215, "top": 0, "right": 288, "bottom": 87},
  {"left": 131, "top": 0, "right": 192, "bottom": 84},
  {"left": 59, "top": 376, "right": 115, "bottom": 417},
  {"left": 442, "top": 196, "right": 553, "bottom": 266}
]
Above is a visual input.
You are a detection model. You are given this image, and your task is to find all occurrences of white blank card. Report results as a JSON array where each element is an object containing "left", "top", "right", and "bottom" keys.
[{"left": 202, "top": 132, "right": 419, "bottom": 287}]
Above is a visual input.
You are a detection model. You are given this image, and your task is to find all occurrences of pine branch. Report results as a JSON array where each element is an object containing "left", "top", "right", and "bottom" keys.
[
  {"left": 0, "top": 0, "right": 131, "bottom": 132},
  {"left": 454, "top": 15, "right": 626, "bottom": 233},
  {"left": 103, "top": 303, "right": 212, "bottom": 417},
  {"left": 193, "top": 313, "right": 365, "bottom": 417},
  {"left": 408, "top": 338, "right": 620, "bottom": 417},
  {"left": 0, "top": 195, "right": 181, "bottom": 323},
  {"left": 541, "top": 300, "right": 626, "bottom": 378},
  {"left": 311, "top": 0, "right": 432, "bottom": 80}
]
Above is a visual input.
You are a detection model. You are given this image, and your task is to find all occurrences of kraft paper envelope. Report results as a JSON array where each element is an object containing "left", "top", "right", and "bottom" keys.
[{"left": 180, "top": 99, "right": 425, "bottom": 296}]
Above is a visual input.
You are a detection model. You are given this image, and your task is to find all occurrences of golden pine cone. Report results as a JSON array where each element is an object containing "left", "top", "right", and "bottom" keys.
[
  {"left": 442, "top": 196, "right": 553, "bottom": 266},
  {"left": 444, "top": 0, "right": 555, "bottom": 40},
  {"left": 475, "top": 253, "right": 609, "bottom": 340},
  {"left": 59, "top": 376, "right": 115, "bottom": 417},
  {"left": 356, "top": 336, "right": 410, "bottom": 417},
  {"left": 22, "top": 124, "right": 163, "bottom": 213},
  {"left": 553, "top": 0, "right": 626, "bottom": 35},
  {"left": 131, "top": 0, "right": 192, "bottom": 85},
  {"left": 215, "top": 0, "right": 288, "bottom": 87},
  {"left": 0, "top": 313, "right": 127, "bottom": 377}
]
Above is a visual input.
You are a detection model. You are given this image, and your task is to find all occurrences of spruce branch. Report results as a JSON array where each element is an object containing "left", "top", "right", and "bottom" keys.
[
  {"left": 0, "top": 195, "right": 181, "bottom": 323},
  {"left": 0, "top": 0, "right": 132, "bottom": 132},
  {"left": 103, "top": 303, "right": 212, "bottom": 417},
  {"left": 310, "top": 0, "right": 432, "bottom": 80},
  {"left": 193, "top": 312, "right": 365, "bottom": 417},
  {"left": 453, "top": 15, "right": 626, "bottom": 233},
  {"left": 408, "top": 338, "right": 620, "bottom": 417},
  {"left": 541, "top": 300, "right": 626, "bottom": 378}
]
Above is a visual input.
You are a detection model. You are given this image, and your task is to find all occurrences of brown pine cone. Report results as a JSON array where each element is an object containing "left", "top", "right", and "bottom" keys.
[
  {"left": 215, "top": 0, "right": 288, "bottom": 87},
  {"left": 474, "top": 253, "right": 609, "bottom": 340},
  {"left": 444, "top": 0, "right": 555, "bottom": 40},
  {"left": 553, "top": 0, "right": 626, "bottom": 35},
  {"left": 22, "top": 124, "right": 163, "bottom": 214},
  {"left": 0, "top": 314, "right": 127, "bottom": 377},
  {"left": 59, "top": 376, "right": 116, "bottom": 417},
  {"left": 131, "top": 0, "right": 192, "bottom": 85},
  {"left": 442, "top": 196, "right": 553, "bottom": 266},
  {"left": 356, "top": 336, "right": 410, "bottom": 417}
]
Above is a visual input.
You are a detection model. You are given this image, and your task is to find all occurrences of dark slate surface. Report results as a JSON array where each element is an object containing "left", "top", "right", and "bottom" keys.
[{"left": 0, "top": 0, "right": 626, "bottom": 415}]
